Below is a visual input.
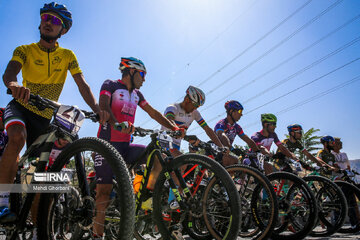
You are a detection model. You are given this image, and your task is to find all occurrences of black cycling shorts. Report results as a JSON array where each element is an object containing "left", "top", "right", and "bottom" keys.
[{"left": 4, "top": 99, "right": 51, "bottom": 147}]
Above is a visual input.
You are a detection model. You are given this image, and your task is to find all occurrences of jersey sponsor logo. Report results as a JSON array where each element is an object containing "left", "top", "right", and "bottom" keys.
[
  {"left": 121, "top": 105, "right": 136, "bottom": 116},
  {"left": 34, "top": 59, "right": 44, "bottom": 66},
  {"left": 52, "top": 56, "right": 61, "bottom": 64}
]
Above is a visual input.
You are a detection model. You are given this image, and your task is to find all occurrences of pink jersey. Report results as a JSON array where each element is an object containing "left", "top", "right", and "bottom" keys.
[{"left": 97, "top": 79, "right": 148, "bottom": 142}]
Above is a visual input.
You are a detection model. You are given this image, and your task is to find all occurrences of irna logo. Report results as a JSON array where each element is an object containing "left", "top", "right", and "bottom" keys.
[{"left": 34, "top": 172, "right": 71, "bottom": 182}]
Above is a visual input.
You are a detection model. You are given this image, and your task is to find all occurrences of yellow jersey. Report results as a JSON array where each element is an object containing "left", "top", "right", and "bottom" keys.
[{"left": 11, "top": 42, "right": 82, "bottom": 119}]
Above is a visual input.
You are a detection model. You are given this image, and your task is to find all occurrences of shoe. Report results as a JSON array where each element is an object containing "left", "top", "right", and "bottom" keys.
[
  {"left": 0, "top": 206, "right": 16, "bottom": 223},
  {"left": 169, "top": 200, "right": 180, "bottom": 210}
]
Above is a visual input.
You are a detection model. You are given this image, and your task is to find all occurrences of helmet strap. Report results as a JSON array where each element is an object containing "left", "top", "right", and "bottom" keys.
[
  {"left": 227, "top": 110, "right": 236, "bottom": 125},
  {"left": 129, "top": 71, "right": 136, "bottom": 92}
]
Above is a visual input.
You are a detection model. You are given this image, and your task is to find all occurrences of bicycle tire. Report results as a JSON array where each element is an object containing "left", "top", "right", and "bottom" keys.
[
  {"left": 267, "top": 172, "right": 317, "bottom": 240},
  {"left": 152, "top": 153, "right": 241, "bottom": 240},
  {"left": 304, "top": 175, "right": 347, "bottom": 237},
  {"left": 37, "top": 137, "right": 135, "bottom": 240},
  {"left": 226, "top": 164, "right": 278, "bottom": 240},
  {"left": 335, "top": 180, "right": 360, "bottom": 233}
]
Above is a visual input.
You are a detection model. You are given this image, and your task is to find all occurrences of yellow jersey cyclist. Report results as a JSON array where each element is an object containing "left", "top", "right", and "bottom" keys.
[{"left": 0, "top": 2, "right": 108, "bottom": 223}]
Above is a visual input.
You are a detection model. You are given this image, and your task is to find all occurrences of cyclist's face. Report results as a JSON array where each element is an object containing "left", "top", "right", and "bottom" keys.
[
  {"left": 231, "top": 109, "right": 243, "bottom": 121},
  {"left": 184, "top": 97, "right": 198, "bottom": 113},
  {"left": 266, "top": 123, "right": 276, "bottom": 133},
  {"left": 133, "top": 70, "right": 146, "bottom": 89},
  {"left": 40, "top": 13, "right": 65, "bottom": 37},
  {"left": 293, "top": 131, "right": 302, "bottom": 140}
]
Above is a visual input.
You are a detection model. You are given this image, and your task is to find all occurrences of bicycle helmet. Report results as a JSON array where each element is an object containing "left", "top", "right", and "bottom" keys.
[
  {"left": 320, "top": 135, "right": 335, "bottom": 144},
  {"left": 119, "top": 57, "right": 146, "bottom": 73},
  {"left": 87, "top": 171, "right": 96, "bottom": 180},
  {"left": 261, "top": 113, "right": 277, "bottom": 123},
  {"left": 40, "top": 2, "right": 72, "bottom": 30},
  {"left": 287, "top": 124, "right": 303, "bottom": 133},
  {"left": 224, "top": 100, "right": 243, "bottom": 112},
  {"left": 186, "top": 86, "right": 205, "bottom": 107}
]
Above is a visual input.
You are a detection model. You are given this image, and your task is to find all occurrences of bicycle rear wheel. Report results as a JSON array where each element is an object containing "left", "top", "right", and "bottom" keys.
[
  {"left": 226, "top": 164, "right": 278, "bottom": 240},
  {"left": 304, "top": 175, "right": 347, "bottom": 237},
  {"left": 335, "top": 180, "right": 360, "bottom": 234},
  {"left": 37, "top": 137, "right": 134, "bottom": 240},
  {"left": 152, "top": 153, "right": 241, "bottom": 240},
  {"left": 267, "top": 172, "right": 317, "bottom": 240}
]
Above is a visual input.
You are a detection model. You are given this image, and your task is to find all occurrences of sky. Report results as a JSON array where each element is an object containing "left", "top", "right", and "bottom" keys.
[{"left": 0, "top": 0, "right": 359, "bottom": 159}]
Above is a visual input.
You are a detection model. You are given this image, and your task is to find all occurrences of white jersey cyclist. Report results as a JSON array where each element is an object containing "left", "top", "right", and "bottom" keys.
[{"left": 161, "top": 103, "right": 207, "bottom": 149}]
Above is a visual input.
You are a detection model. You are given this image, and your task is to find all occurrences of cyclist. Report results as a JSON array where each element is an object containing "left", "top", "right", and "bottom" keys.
[
  {"left": 0, "top": 108, "right": 8, "bottom": 159},
  {"left": 0, "top": 2, "right": 108, "bottom": 223},
  {"left": 94, "top": 57, "right": 183, "bottom": 238},
  {"left": 332, "top": 137, "right": 351, "bottom": 171},
  {"left": 316, "top": 136, "right": 337, "bottom": 168},
  {"left": 214, "top": 100, "right": 266, "bottom": 165},
  {"left": 248, "top": 113, "right": 299, "bottom": 174},
  {"left": 162, "top": 85, "right": 225, "bottom": 157},
  {"left": 276, "top": 124, "right": 333, "bottom": 172},
  {"left": 159, "top": 86, "right": 226, "bottom": 209}
]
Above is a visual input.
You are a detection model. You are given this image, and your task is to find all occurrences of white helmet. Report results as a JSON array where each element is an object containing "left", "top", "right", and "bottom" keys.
[{"left": 186, "top": 86, "right": 205, "bottom": 107}]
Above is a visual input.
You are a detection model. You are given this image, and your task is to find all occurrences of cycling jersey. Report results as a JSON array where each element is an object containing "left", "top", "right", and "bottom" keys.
[
  {"left": 331, "top": 151, "right": 349, "bottom": 170},
  {"left": 97, "top": 79, "right": 148, "bottom": 142},
  {"left": 214, "top": 118, "right": 244, "bottom": 145},
  {"left": 161, "top": 103, "right": 207, "bottom": 148},
  {"left": 316, "top": 149, "right": 335, "bottom": 165},
  {"left": 280, "top": 139, "right": 305, "bottom": 153},
  {"left": 0, "top": 131, "right": 8, "bottom": 157},
  {"left": 251, "top": 130, "right": 281, "bottom": 151},
  {"left": 10, "top": 42, "right": 82, "bottom": 119}
]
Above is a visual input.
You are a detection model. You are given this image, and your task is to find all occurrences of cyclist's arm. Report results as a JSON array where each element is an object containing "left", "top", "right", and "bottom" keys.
[
  {"left": 3, "top": 61, "right": 30, "bottom": 102},
  {"left": 142, "top": 104, "right": 178, "bottom": 130},
  {"left": 303, "top": 149, "right": 328, "bottom": 167},
  {"left": 99, "top": 94, "right": 117, "bottom": 125},
  {"left": 277, "top": 144, "right": 298, "bottom": 160},
  {"left": 216, "top": 129, "right": 231, "bottom": 149},
  {"left": 73, "top": 73, "right": 108, "bottom": 124},
  {"left": 240, "top": 134, "right": 261, "bottom": 152},
  {"left": 203, "top": 125, "right": 224, "bottom": 148}
]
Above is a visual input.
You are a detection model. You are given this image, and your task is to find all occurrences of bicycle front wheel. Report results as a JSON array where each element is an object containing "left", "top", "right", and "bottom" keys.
[
  {"left": 37, "top": 137, "right": 135, "bottom": 240},
  {"left": 152, "top": 153, "right": 241, "bottom": 240}
]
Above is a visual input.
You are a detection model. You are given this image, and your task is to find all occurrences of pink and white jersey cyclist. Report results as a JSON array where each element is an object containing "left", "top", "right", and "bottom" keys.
[{"left": 97, "top": 79, "right": 148, "bottom": 142}]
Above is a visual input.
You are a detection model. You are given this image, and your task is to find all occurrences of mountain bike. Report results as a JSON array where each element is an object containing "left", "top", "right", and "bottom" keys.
[
  {"left": 273, "top": 156, "right": 348, "bottom": 237},
  {"left": 129, "top": 128, "right": 241, "bottom": 240},
  {"left": 238, "top": 150, "right": 318, "bottom": 240},
  {"left": 2, "top": 90, "right": 135, "bottom": 240}
]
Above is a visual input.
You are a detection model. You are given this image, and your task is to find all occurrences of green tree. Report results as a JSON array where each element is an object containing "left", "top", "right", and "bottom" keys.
[{"left": 285, "top": 128, "right": 322, "bottom": 161}]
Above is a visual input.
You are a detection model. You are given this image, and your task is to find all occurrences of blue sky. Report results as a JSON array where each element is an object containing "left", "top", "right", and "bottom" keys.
[{"left": 1, "top": 0, "right": 359, "bottom": 159}]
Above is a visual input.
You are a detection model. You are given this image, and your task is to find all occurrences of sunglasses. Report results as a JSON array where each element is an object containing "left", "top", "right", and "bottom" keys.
[
  {"left": 237, "top": 109, "right": 243, "bottom": 114},
  {"left": 41, "top": 13, "right": 64, "bottom": 26},
  {"left": 191, "top": 101, "right": 200, "bottom": 108},
  {"left": 138, "top": 71, "right": 146, "bottom": 78},
  {"left": 267, "top": 123, "right": 276, "bottom": 126}
]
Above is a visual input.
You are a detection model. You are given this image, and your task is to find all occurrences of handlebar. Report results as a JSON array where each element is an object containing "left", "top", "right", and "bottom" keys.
[
  {"left": 132, "top": 127, "right": 183, "bottom": 138},
  {"left": 7, "top": 89, "right": 99, "bottom": 122}
]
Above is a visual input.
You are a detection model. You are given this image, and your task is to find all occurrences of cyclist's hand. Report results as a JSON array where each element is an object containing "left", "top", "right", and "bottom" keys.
[
  {"left": 173, "top": 127, "right": 186, "bottom": 139},
  {"left": 8, "top": 84, "right": 30, "bottom": 103},
  {"left": 114, "top": 121, "right": 135, "bottom": 134},
  {"left": 97, "top": 110, "right": 110, "bottom": 125}
]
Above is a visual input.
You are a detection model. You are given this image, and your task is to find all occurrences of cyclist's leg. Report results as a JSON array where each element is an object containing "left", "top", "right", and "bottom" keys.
[
  {"left": 147, "top": 144, "right": 181, "bottom": 189},
  {"left": 93, "top": 153, "right": 114, "bottom": 237},
  {"left": 222, "top": 154, "right": 239, "bottom": 166}
]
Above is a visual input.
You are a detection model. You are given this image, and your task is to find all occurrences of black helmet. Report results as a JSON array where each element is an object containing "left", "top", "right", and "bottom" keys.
[{"left": 40, "top": 2, "right": 72, "bottom": 30}]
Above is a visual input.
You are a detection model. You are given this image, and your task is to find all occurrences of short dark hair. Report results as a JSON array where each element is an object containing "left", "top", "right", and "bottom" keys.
[{"left": 121, "top": 68, "right": 130, "bottom": 78}]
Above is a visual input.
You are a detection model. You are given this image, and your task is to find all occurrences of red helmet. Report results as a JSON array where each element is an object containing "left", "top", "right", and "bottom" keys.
[{"left": 87, "top": 171, "right": 96, "bottom": 180}]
